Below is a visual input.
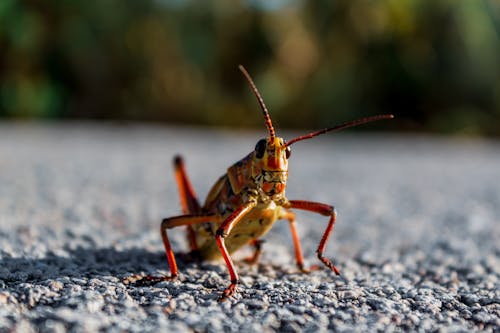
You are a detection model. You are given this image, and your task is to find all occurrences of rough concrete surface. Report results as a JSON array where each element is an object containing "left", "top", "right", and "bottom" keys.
[{"left": 0, "top": 123, "right": 498, "bottom": 332}]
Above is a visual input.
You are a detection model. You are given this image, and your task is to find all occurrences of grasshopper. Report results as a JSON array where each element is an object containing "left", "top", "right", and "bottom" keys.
[{"left": 144, "top": 65, "right": 393, "bottom": 301}]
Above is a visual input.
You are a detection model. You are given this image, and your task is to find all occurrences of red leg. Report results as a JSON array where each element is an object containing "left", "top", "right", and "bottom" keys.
[
  {"left": 243, "top": 239, "right": 265, "bottom": 265},
  {"left": 161, "top": 214, "right": 221, "bottom": 277},
  {"left": 287, "top": 200, "right": 340, "bottom": 275},
  {"left": 279, "top": 209, "right": 308, "bottom": 272},
  {"left": 173, "top": 155, "right": 201, "bottom": 251},
  {"left": 126, "top": 214, "right": 220, "bottom": 285},
  {"left": 215, "top": 201, "right": 257, "bottom": 301}
]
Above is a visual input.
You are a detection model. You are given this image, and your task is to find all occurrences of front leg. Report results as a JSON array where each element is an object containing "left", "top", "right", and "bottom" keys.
[
  {"left": 286, "top": 200, "right": 340, "bottom": 275},
  {"left": 215, "top": 201, "right": 257, "bottom": 301}
]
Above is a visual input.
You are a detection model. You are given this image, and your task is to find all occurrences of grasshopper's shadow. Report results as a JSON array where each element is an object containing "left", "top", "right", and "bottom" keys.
[{"left": 0, "top": 246, "right": 198, "bottom": 289}]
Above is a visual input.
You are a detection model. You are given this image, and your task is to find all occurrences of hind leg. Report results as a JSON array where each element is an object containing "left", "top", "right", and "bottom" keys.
[
  {"left": 123, "top": 156, "right": 205, "bottom": 286},
  {"left": 173, "top": 155, "right": 201, "bottom": 251}
]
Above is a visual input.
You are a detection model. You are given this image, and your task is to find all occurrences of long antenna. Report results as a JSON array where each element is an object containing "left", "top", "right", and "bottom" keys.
[
  {"left": 239, "top": 65, "right": 276, "bottom": 140},
  {"left": 286, "top": 114, "right": 394, "bottom": 146}
]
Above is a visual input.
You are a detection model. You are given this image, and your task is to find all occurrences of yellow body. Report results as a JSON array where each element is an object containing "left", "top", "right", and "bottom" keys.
[{"left": 190, "top": 137, "right": 290, "bottom": 260}]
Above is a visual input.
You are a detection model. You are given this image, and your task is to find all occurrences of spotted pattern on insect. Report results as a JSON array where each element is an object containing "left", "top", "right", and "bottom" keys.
[{"left": 131, "top": 65, "right": 393, "bottom": 301}]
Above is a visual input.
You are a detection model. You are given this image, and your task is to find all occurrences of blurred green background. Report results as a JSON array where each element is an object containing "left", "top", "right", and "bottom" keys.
[{"left": 1, "top": 0, "right": 499, "bottom": 135}]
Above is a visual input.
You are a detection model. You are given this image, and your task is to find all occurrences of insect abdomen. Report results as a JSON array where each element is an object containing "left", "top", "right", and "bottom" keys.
[{"left": 194, "top": 202, "right": 281, "bottom": 261}]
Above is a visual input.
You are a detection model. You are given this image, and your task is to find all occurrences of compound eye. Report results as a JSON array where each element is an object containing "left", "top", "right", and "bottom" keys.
[
  {"left": 255, "top": 139, "right": 267, "bottom": 159},
  {"left": 285, "top": 146, "right": 291, "bottom": 159}
]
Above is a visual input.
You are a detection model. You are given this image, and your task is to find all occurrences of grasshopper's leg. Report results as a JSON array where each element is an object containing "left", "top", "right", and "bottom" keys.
[
  {"left": 287, "top": 200, "right": 340, "bottom": 275},
  {"left": 279, "top": 209, "right": 310, "bottom": 272},
  {"left": 215, "top": 201, "right": 257, "bottom": 301},
  {"left": 243, "top": 239, "right": 265, "bottom": 265},
  {"left": 161, "top": 214, "right": 220, "bottom": 277},
  {"left": 173, "top": 155, "right": 201, "bottom": 251},
  {"left": 128, "top": 214, "right": 219, "bottom": 285}
]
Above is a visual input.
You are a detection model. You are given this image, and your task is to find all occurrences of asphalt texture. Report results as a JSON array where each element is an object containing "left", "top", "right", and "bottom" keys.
[{"left": 0, "top": 123, "right": 499, "bottom": 332}]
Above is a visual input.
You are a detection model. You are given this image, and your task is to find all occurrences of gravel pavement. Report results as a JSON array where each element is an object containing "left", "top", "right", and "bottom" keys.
[{"left": 0, "top": 123, "right": 499, "bottom": 332}]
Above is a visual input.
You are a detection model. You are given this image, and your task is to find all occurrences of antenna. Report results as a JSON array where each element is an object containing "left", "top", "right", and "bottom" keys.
[
  {"left": 239, "top": 65, "right": 276, "bottom": 140},
  {"left": 286, "top": 114, "right": 394, "bottom": 146}
]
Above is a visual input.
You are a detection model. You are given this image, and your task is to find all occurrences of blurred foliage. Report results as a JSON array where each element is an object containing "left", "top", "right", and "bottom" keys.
[{"left": 0, "top": 0, "right": 499, "bottom": 135}]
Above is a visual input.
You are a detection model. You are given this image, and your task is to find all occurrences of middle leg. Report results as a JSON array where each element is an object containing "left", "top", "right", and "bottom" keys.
[
  {"left": 125, "top": 214, "right": 220, "bottom": 286},
  {"left": 243, "top": 239, "right": 265, "bottom": 265},
  {"left": 280, "top": 209, "right": 314, "bottom": 272}
]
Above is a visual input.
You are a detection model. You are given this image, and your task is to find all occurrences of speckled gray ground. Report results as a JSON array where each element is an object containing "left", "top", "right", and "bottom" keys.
[{"left": 0, "top": 123, "right": 498, "bottom": 332}]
